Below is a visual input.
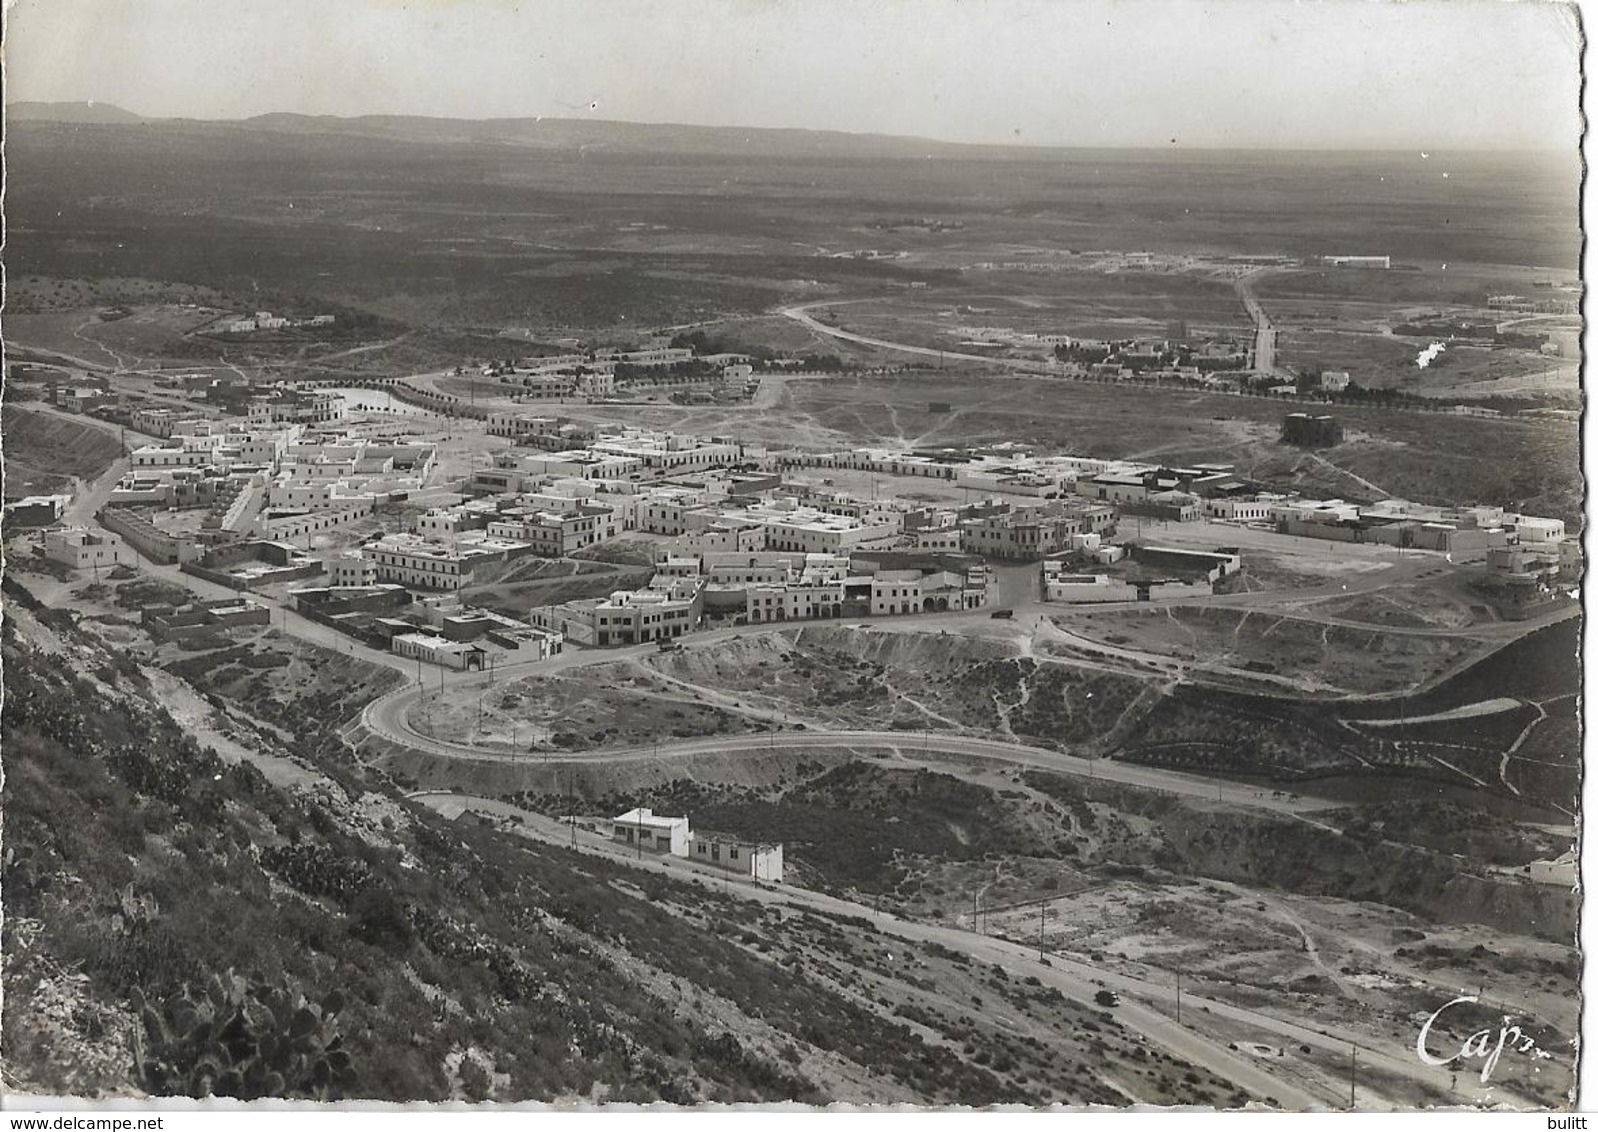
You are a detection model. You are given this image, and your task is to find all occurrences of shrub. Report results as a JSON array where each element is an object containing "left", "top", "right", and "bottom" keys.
[{"left": 132, "top": 973, "right": 357, "bottom": 1101}]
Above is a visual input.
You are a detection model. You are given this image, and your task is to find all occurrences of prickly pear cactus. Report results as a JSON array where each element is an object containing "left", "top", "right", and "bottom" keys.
[{"left": 130, "top": 971, "right": 355, "bottom": 1100}]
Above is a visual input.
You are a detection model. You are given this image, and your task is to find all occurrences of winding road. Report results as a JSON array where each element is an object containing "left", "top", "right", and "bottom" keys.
[
  {"left": 779, "top": 302, "right": 1054, "bottom": 373},
  {"left": 364, "top": 675, "right": 1338, "bottom": 817}
]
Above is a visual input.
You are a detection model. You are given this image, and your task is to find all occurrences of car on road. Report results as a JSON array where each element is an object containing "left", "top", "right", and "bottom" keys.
[{"left": 989, "top": 609, "right": 1014, "bottom": 619}]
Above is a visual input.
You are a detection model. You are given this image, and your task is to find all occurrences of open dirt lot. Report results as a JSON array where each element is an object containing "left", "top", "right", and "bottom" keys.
[
  {"left": 1275, "top": 329, "right": 1573, "bottom": 401},
  {"left": 166, "top": 630, "right": 405, "bottom": 737},
  {"left": 1055, "top": 607, "right": 1479, "bottom": 696},
  {"left": 1306, "top": 580, "right": 1493, "bottom": 630},
  {"left": 409, "top": 659, "right": 760, "bottom": 753},
  {"left": 980, "top": 875, "right": 1574, "bottom": 1109},
  {"left": 773, "top": 376, "right": 1580, "bottom": 523},
  {"left": 2, "top": 405, "right": 125, "bottom": 499},
  {"left": 415, "top": 625, "right": 1155, "bottom": 755}
]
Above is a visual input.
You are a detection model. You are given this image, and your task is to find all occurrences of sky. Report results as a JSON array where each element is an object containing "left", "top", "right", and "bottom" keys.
[{"left": 3, "top": 0, "right": 1584, "bottom": 149}]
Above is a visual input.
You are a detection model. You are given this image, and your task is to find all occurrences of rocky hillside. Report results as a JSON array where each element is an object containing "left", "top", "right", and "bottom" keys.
[{"left": 1, "top": 591, "right": 1237, "bottom": 1106}]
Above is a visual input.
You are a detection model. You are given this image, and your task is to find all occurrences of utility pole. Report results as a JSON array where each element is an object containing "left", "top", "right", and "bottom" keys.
[
  {"left": 1037, "top": 901, "right": 1046, "bottom": 960},
  {"left": 1348, "top": 1045, "right": 1358, "bottom": 1109},
  {"left": 1175, "top": 969, "right": 1183, "bottom": 1024}
]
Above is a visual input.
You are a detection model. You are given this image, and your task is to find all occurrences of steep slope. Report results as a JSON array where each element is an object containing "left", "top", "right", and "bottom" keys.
[{"left": 1, "top": 588, "right": 1237, "bottom": 1106}]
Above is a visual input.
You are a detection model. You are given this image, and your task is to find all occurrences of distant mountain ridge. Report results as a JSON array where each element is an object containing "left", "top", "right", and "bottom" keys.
[
  {"left": 8, "top": 103, "right": 1566, "bottom": 161},
  {"left": 8, "top": 100, "right": 146, "bottom": 124},
  {"left": 6, "top": 102, "right": 1060, "bottom": 160}
]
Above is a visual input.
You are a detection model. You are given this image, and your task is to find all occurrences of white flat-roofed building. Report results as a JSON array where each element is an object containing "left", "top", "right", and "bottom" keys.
[
  {"left": 1508, "top": 515, "right": 1566, "bottom": 544},
  {"left": 1041, "top": 568, "right": 1140, "bottom": 604},
  {"left": 600, "top": 346, "right": 694, "bottom": 367},
  {"left": 641, "top": 487, "right": 712, "bottom": 535},
  {"left": 913, "top": 525, "right": 964, "bottom": 551},
  {"left": 1268, "top": 498, "right": 1360, "bottom": 524},
  {"left": 520, "top": 450, "right": 642, "bottom": 480},
  {"left": 486, "top": 412, "right": 565, "bottom": 440},
  {"left": 689, "top": 832, "right": 783, "bottom": 882},
  {"left": 391, "top": 631, "right": 488, "bottom": 671},
  {"left": 961, "top": 506, "right": 1084, "bottom": 560},
  {"left": 701, "top": 551, "right": 830, "bottom": 582},
  {"left": 1202, "top": 496, "right": 1274, "bottom": 522},
  {"left": 745, "top": 577, "right": 852, "bottom": 623},
  {"left": 675, "top": 520, "right": 766, "bottom": 554},
  {"left": 589, "top": 434, "right": 740, "bottom": 476},
  {"left": 268, "top": 476, "right": 378, "bottom": 511},
  {"left": 612, "top": 808, "right": 690, "bottom": 856},
  {"left": 710, "top": 501, "right": 900, "bottom": 554},
  {"left": 132, "top": 408, "right": 208, "bottom": 438},
  {"left": 870, "top": 568, "right": 925, "bottom": 615},
  {"left": 43, "top": 526, "right": 129, "bottom": 570},
  {"left": 130, "top": 443, "right": 226, "bottom": 470},
  {"left": 485, "top": 502, "right": 616, "bottom": 557},
  {"left": 248, "top": 391, "right": 344, "bottom": 426},
  {"left": 363, "top": 531, "right": 529, "bottom": 591},
  {"left": 329, "top": 552, "right": 379, "bottom": 588},
  {"left": 531, "top": 579, "right": 703, "bottom": 646}
]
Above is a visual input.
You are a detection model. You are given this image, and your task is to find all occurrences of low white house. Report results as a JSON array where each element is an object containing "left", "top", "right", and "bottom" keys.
[
  {"left": 689, "top": 832, "right": 784, "bottom": 883},
  {"left": 611, "top": 808, "right": 691, "bottom": 857},
  {"left": 391, "top": 631, "right": 487, "bottom": 671},
  {"left": 1041, "top": 571, "right": 1139, "bottom": 604},
  {"left": 42, "top": 527, "right": 128, "bottom": 570}
]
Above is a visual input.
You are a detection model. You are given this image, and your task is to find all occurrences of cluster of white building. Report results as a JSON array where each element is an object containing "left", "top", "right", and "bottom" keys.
[
  {"left": 115, "top": 406, "right": 437, "bottom": 542},
  {"left": 1041, "top": 546, "right": 1241, "bottom": 605},
  {"left": 521, "top": 543, "right": 990, "bottom": 648},
  {"left": 610, "top": 807, "right": 783, "bottom": 883},
  {"left": 217, "top": 311, "right": 336, "bottom": 334}
]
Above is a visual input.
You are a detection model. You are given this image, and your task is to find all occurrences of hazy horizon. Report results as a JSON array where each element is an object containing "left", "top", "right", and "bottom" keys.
[
  {"left": 5, "top": 102, "right": 1581, "bottom": 159},
  {"left": 5, "top": 0, "right": 1583, "bottom": 152}
]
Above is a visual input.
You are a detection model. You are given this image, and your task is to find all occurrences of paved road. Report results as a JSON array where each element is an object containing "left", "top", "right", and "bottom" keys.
[
  {"left": 1234, "top": 269, "right": 1288, "bottom": 378},
  {"left": 15, "top": 404, "right": 164, "bottom": 526},
  {"left": 780, "top": 303, "right": 1053, "bottom": 373},
  {"left": 413, "top": 791, "right": 1532, "bottom": 1110},
  {"left": 362, "top": 663, "right": 1341, "bottom": 818}
]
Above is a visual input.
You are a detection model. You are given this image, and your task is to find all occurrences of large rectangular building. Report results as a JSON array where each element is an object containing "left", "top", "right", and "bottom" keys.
[
  {"left": 485, "top": 502, "right": 617, "bottom": 557},
  {"left": 363, "top": 532, "right": 529, "bottom": 591}
]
